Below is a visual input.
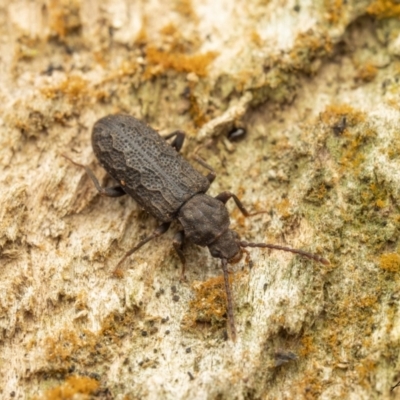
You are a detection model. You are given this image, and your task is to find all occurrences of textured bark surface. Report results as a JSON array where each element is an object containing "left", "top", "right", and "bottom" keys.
[{"left": 1, "top": 1, "right": 400, "bottom": 399}]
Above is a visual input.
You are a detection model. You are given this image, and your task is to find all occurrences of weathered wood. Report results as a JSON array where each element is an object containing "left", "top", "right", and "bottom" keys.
[{"left": 1, "top": 1, "right": 399, "bottom": 399}]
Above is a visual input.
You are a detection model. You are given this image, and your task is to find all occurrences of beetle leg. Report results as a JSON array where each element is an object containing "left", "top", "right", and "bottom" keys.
[
  {"left": 172, "top": 230, "right": 187, "bottom": 281},
  {"left": 191, "top": 139, "right": 217, "bottom": 183},
  {"left": 114, "top": 222, "right": 171, "bottom": 272},
  {"left": 192, "top": 155, "right": 216, "bottom": 183},
  {"left": 215, "top": 191, "right": 250, "bottom": 216},
  {"left": 163, "top": 130, "right": 185, "bottom": 152},
  {"left": 215, "top": 191, "right": 269, "bottom": 217},
  {"left": 221, "top": 258, "right": 237, "bottom": 341},
  {"left": 165, "top": 132, "right": 216, "bottom": 182},
  {"left": 62, "top": 154, "right": 126, "bottom": 197}
]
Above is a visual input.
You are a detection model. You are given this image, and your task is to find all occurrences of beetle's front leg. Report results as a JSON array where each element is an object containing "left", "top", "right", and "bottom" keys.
[
  {"left": 215, "top": 191, "right": 267, "bottom": 217},
  {"left": 215, "top": 191, "right": 250, "bottom": 216}
]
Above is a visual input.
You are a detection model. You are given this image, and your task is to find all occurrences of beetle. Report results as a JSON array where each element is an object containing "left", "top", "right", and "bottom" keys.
[{"left": 64, "top": 114, "right": 328, "bottom": 341}]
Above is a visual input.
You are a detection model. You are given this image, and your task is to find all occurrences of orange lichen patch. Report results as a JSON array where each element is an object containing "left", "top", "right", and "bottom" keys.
[
  {"left": 183, "top": 272, "right": 243, "bottom": 333},
  {"left": 93, "top": 88, "right": 110, "bottom": 103},
  {"left": 375, "top": 199, "right": 386, "bottom": 208},
  {"left": 41, "top": 76, "right": 89, "bottom": 102},
  {"left": 369, "top": 182, "right": 382, "bottom": 195},
  {"left": 319, "top": 104, "right": 374, "bottom": 173},
  {"left": 49, "top": 0, "right": 81, "bottom": 38},
  {"left": 290, "top": 31, "right": 333, "bottom": 72},
  {"left": 15, "top": 36, "right": 41, "bottom": 61},
  {"left": 339, "top": 135, "right": 370, "bottom": 170},
  {"left": 144, "top": 47, "right": 218, "bottom": 78},
  {"left": 173, "top": 0, "right": 198, "bottom": 20},
  {"left": 325, "top": 0, "right": 344, "bottom": 24},
  {"left": 45, "top": 329, "right": 97, "bottom": 368},
  {"left": 160, "top": 23, "right": 178, "bottom": 36},
  {"left": 233, "top": 212, "right": 246, "bottom": 229},
  {"left": 384, "top": 305, "right": 396, "bottom": 333},
  {"left": 355, "top": 359, "right": 377, "bottom": 385},
  {"left": 38, "top": 375, "right": 99, "bottom": 400},
  {"left": 112, "top": 266, "right": 125, "bottom": 279},
  {"left": 357, "top": 295, "right": 378, "bottom": 309},
  {"left": 93, "top": 50, "right": 107, "bottom": 67},
  {"left": 159, "top": 22, "right": 202, "bottom": 54},
  {"left": 326, "top": 331, "right": 339, "bottom": 350},
  {"left": 386, "top": 97, "right": 400, "bottom": 111},
  {"left": 251, "top": 200, "right": 267, "bottom": 215},
  {"left": 276, "top": 198, "right": 291, "bottom": 218},
  {"left": 296, "top": 374, "right": 324, "bottom": 399},
  {"left": 379, "top": 253, "right": 400, "bottom": 272},
  {"left": 74, "top": 291, "right": 88, "bottom": 311},
  {"left": 299, "top": 335, "right": 315, "bottom": 357},
  {"left": 189, "top": 93, "right": 209, "bottom": 127},
  {"left": 251, "top": 31, "right": 263, "bottom": 47},
  {"left": 45, "top": 310, "right": 139, "bottom": 370},
  {"left": 367, "top": 0, "right": 400, "bottom": 19},
  {"left": 135, "top": 26, "right": 148, "bottom": 46},
  {"left": 387, "top": 140, "right": 400, "bottom": 158},
  {"left": 320, "top": 104, "right": 366, "bottom": 126},
  {"left": 235, "top": 70, "right": 254, "bottom": 93},
  {"left": 356, "top": 63, "right": 378, "bottom": 83},
  {"left": 335, "top": 294, "right": 379, "bottom": 322},
  {"left": 100, "top": 309, "right": 142, "bottom": 342},
  {"left": 304, "top": 183, "right": 329, "bottom": 205},
  {"left": 296, "top": 31, "right": 333, "bottom": 55},
  {"left": 184, "top": 276, "right": 228, "bottom": 329},
  {"left": 100, "top": 60, "right": 139, "bottom": 85}
]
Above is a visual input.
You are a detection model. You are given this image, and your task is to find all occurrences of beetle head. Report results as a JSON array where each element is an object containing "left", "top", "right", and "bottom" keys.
[{"left": 208, "top": 229, "right": 241, "bottom": 261}]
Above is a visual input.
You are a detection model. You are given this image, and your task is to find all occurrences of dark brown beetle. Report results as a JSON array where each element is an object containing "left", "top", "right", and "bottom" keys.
[{"left": 64, "top": 114, "right": 328, "bottom": 340}]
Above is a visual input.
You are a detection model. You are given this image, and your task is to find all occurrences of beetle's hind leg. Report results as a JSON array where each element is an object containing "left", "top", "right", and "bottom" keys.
[{"left": 62, "top": 154, "right": 126, "bottom": 197}]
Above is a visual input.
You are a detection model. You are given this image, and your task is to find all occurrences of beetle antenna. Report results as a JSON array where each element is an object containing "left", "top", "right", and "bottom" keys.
[
  {"left": 221, "top": 258, "right": 237, "bottom": 341},
  {"left": 239, "top": 241, "right": 329, "bottom": 265}
]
